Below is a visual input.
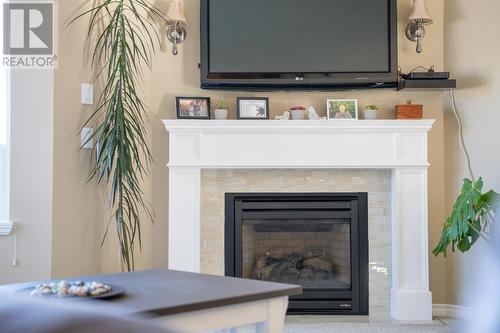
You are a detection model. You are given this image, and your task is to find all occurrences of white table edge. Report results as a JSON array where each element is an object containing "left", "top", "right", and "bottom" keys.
[{"left": 151, "top": 296, "right": 289, "bottom": 333}]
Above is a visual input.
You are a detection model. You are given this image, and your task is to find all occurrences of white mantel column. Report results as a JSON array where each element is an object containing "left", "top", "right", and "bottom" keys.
[
  {"left": 391, "top": 168, "right": 432, "bottom": 321},
  {"left": 168, "top": 167, "right": 201, "bottom": 273}
]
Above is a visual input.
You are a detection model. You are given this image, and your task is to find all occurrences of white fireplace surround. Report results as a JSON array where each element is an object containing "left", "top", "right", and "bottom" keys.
[{"left": 163, "top": 119, "right": 435, "bottom": 322}]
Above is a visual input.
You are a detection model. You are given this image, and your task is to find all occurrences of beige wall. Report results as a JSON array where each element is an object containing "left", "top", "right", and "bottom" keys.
[
  {"left": 2, "top": 0, "right": 455, "bottom": 306},
  {"left": 444, "top": 0, "right": 500, "bottom": 305},
  {"left": 51, "top": 1, "right": 103, "bottom": 278}
]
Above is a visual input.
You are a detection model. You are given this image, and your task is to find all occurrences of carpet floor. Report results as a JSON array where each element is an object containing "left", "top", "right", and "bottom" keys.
[
  {"left": 237, "top": 317, "right": 460, "bottom": 333},
  {"left": 282, "top": 317, "right": 460, "bottom": 333}
]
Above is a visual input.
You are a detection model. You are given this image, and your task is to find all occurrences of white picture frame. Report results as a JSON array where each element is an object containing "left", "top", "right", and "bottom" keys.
[{"left": 327, "top": 99, "right": 359, "bottom": 120}]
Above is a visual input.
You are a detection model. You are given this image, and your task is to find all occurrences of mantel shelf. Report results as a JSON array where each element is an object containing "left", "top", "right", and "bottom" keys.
[
  {"left": 163, "top": 119, "right": 435, "bottom": 133},
  {"left": 163, "top": 119, "right": 435, "bottom": 170}
]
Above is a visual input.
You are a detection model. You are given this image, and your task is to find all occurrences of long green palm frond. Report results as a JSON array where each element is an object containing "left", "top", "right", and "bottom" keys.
[{"left": 74, "top": 0, "right": 165, "bottom": 271}]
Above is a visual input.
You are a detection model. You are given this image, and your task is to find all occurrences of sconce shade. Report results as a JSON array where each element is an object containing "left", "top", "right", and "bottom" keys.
[
  {"left": 408, "top": 0, "right": 433, "bottom": 24},
  {"left": 167, "top": 0, "right": 188, "bottom": 24}
]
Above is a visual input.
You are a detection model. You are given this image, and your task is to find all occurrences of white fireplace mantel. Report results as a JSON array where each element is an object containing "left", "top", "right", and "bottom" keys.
[{"left": 163, "top": 119, "right": 435, "bottom": 321}]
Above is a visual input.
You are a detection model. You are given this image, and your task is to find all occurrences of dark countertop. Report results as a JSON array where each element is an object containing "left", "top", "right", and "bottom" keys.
[{"left": 0, "top": 269, "right": 302, "bottom": 317}]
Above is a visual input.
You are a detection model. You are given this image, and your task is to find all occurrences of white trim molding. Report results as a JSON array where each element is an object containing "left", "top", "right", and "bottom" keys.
[
  {"left": 164, "top": 119, "right": 435, "bottom": 322},
  {"left": 0, "top": 221, "right": 13, "bottom": 236},
  {"left": 0, "top": 145, "right": 9, "bottom": 223},
  {"left": 433, "top": 304, "right": 472, "bottom": 319},
  {"left": 0, "top": 66, "right": 10, "bottom": 231}
]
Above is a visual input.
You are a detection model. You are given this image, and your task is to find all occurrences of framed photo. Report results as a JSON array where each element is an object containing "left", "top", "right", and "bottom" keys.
[
  {"left": 176, "top": 97, "right": 211, "bottom": 119},
  {"left": 237, "top": 97, "right": 270, "bottom": 120},
  {"left": 327, "top": 99, "right": 358, "bottom": 120}
]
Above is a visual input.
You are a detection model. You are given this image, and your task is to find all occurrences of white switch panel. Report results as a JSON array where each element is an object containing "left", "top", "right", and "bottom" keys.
[
  {"left": 81, "top": 128, "right": 94, "bottom": 149},
  {"left": 81, "top": 83, "right": 94, "bottom": 105}
]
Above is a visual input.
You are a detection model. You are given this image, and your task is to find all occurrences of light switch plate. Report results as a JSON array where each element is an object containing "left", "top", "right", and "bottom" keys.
[
  {"left": 81, "top": 128, "right": 94, "bottom": 149},
  {"left": 81, "top": 83, "right": 94, "bottom": 105}
]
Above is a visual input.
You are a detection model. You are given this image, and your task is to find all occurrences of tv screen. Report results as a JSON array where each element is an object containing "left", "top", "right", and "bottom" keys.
[{"left": 200, "top": 0, "right": 397, "bottom": 90}]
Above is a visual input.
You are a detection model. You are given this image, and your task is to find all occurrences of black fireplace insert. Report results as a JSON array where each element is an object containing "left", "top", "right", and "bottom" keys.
[{"left": 225, "top": 193, "right": 368, "bottom": 315}]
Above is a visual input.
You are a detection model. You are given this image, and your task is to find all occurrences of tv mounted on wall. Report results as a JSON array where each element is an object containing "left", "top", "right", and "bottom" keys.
[{"left": 200, "top": 0, "right": 398, "bottom": 90}]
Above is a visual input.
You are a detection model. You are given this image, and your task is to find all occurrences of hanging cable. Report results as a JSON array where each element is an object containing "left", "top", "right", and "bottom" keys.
[{"left": 450, "top": 89, "right": 476, "bottom": 182}]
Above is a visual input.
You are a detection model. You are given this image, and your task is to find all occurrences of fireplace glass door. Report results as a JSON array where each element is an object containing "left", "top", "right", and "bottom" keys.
[
  {"left": 242, "top": 221, "right": 351, "bottom": 290},
  {"left": 225, "top": 193, "right": 368, "bottom": 315}
]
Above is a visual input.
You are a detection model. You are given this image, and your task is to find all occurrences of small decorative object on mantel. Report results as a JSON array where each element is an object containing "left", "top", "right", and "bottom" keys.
[
  {"left": 396, "top": 100, "right": 423, "bottom": 119},
  {"left": 327, "top": 99, "right": 358, "bottom": 120},
  {"left": 307, "top": 107, "right": 321, "bottom": 120},
  {"left": 290, "top": 106, "right": 306, "bottom": 120},
  {"left": 237, "top": 97, "right": 270, "bottom": 120},
  {"left": 176, "top": 97, "right": 211, "bottom": 119},
  {"left": 275, "top": 111, "right": 290, "bottom": 120},
  {"left": 363, "top": 105, "right": 379, "bottom": 120},
  {"left": 213, "top": 101, "right": 228, "bottom": 120}
]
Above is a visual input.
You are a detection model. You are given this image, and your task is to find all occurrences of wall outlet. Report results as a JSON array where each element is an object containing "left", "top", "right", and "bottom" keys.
[
  {"left": 81, "top": 128, "right": 94, "bottom": 149},
  {"left": 81, "top": 83, "right": 94, "bottom": 105}
]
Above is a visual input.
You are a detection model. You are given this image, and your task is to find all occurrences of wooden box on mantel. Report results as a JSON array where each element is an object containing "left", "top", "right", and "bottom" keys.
[{"left": 396, "top": 100, "right": 423, "bottom": 119}]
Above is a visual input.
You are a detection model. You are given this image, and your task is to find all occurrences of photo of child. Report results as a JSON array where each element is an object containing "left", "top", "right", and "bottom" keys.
[{"left": 327, "top": 99, "right": 358, "bottom": 120}]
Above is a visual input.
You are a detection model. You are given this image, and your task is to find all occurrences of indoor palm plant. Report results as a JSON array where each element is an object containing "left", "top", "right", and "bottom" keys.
[{"left": 73, "top": 0, "right": 166, "bottom": 271}]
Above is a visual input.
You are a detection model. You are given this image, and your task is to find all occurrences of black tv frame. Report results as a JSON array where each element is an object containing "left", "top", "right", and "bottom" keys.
[{"left": 200, "top": 0, "right": 398, "bottom": 91}]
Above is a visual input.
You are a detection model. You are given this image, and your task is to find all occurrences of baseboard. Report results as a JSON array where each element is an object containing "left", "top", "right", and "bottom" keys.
[{"left": 433, "top": 304, "right": 471, "bottom": 319}]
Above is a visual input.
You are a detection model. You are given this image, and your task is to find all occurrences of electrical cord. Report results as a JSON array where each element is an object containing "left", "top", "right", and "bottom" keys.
[
  {"left": 449, "top": 88, "right": 476, "bottom": 182},
  {"left": 398, "top": 65, "right": 436, "bottom": 79},
  {"left": 409, "top": 65, "right": 435, "bottom": 73}
]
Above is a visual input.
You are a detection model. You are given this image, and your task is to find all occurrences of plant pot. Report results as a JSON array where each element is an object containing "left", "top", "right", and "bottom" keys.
[
  {"left": 214, "top": 109, "right": 228, "bottom": 120},
  {"left": 290, "top": 109, "right": 306, "bottom": 120},
  {"left": 363, "top": 109, "right": 378, "bottom": 120}
]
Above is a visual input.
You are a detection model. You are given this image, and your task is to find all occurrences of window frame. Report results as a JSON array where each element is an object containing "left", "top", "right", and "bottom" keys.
[
  {"left": 0, "top": 66, "right": 11, "bottom": 233},
  {"left": 0, "top": 4, "right": 12, "bottom": 236}
]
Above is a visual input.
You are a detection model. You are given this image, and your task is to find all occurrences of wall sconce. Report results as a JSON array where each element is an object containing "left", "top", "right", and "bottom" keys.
[
  {"left": 166, "top": 0, "right": 187, "bottom": 55},
  {"left": 406, "top": 0, "right": 433, "bottom": 54}
]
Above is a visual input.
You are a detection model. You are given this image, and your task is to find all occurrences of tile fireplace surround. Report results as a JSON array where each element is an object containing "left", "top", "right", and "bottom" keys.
[{"left": 163, "top": 120, "right": 435, "bottom": 322}]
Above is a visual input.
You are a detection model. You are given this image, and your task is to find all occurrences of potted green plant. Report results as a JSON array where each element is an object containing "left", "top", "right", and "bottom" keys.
[
  {"left": 433, "top": 178, "right": 499, "bottom": 256},
  {"left": 433, "top": 92, "right": 499, "bottom": 257},
  {"left": 363, "top": 105, "right": 379, "bottom": 120},
  {"left": 214, "top": 101, "right": 228, "bottom": 120},
  {"left": 290, "top": 106, "right": 306, "bottom": 120}
]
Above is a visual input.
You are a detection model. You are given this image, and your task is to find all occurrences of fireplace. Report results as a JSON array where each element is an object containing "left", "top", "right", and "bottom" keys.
[
  {"left": 225, "top": 193, "right": 369, "bottom": 315},
  {"left": 165, "top": 119, "right": 435, "bottom": 321}
]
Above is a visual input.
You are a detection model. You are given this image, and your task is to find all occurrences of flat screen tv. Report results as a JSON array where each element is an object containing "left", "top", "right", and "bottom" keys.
[{"left": 200, "top": 0, "right": 398, "bottom": 90}]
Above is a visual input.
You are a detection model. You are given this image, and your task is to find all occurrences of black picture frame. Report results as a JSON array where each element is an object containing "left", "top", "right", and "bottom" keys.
[
  {"left": 236, "top": 97, "right": 270, "bottom": 120},
  {"left": 176, "top": 97, "right": 211, "bottom": 119}
]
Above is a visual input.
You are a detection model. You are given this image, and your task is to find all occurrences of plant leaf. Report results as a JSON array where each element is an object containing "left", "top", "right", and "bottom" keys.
[{"left": 433, "top": 178, "right": 499, "bottom": 257}]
